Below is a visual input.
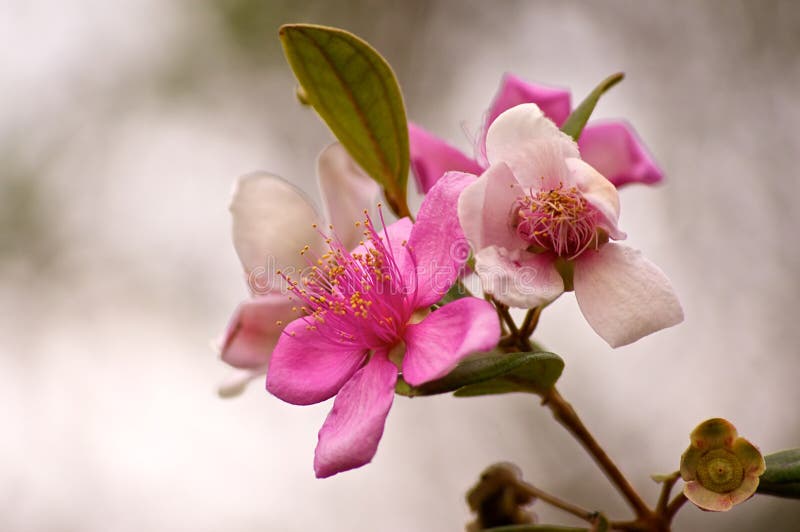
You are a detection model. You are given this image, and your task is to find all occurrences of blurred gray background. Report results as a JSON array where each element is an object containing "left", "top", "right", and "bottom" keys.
[{"left": 2, "top": 0, "right": 799, "bottom": 530}]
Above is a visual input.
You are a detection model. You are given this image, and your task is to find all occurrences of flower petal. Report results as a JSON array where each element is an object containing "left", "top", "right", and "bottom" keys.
[
  {"left": 217, "top": 367, "right": 267, "bottom": 398},
  {"left": 487, "top": 74, "right": 572, "bottom": 129},
  {"left": 474, "top": 246, "right": 564, "bottom": 308},
  {"left": 732, "top": 438, "right": 766, "bottom": 475},
  {"left": 402, "top": 297, "right": 500, "bottom": 386},
  {"left": 409, "top": 122, "right": 483, "bottom": 193},
  {"left": 729, "top": 475, "right": 760, "bottom": 507},
  {"left": 266, "top": 318, "right": 368, "bottom": 405},
  {"left": 565, "top": 157, "right": 625, "bottom": 240},
  {"left": 407, "top": 171, "right": 475, "bottom": 307},
  {"left": 458, "top": 163, "right": 527, "bottom": 251},
  {"left": 317, "top": 143, "right": 381, "bottom": 251},
  {"left": 684, "top": 482, "right": 734, "bottom": 512},
  {"left": 314, "top": 352, "right": 398, "bottom": 478},
  {"left": 573, "top": 243, "right": 683, "bottom": 347},
  {"left": 230, "top": 172, "right": 325, "bottom": 292},
  {"left": 220, "top": 294, "right": 294, "bottom": 369},
  {"left": 485, "top": 103, "right": 579, "bottom": 186},
  {"left": 579, "top": 121, "right": 664, "bottom": 188}
]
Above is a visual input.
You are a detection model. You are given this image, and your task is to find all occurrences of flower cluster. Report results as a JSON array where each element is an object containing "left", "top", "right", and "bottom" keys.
[{"left": 216, "top": 73, "right": 685, "bottom": 477}]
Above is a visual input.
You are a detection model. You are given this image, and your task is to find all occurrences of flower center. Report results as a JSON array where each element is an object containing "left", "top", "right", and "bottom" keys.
[
  {"left": 514, "top": 185, "right": 600, "bottom": 259},
  {"left": 696, "top": 448, "right": 744, "bottom": 493},
  {"left": 279, "top": 209, "right": 412, "bottom": 348}
]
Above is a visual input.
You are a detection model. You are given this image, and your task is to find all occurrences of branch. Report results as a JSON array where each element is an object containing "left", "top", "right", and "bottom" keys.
[{"left": 541, "top": 387, "right": 651, "bottom": 518}]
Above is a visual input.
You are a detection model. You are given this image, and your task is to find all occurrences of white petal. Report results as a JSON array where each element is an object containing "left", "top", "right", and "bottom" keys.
[
  {"left": 566, "top": 158, "right": 625, "bottom": 240},
  {"left": 486, "top": 103, "right": 579, "bottom": 186},
  {"left": 230, "top": 172, "right": 325, "bottom": 290},
  {"left": 573, "top": 243, "right": 683, "bottom": 347},
  {"left": 317, "top": 143, "right": 381, "bottom": 251},
  {"left": 457, "top": 171, "right": 488, "bottom": 249},
  {"left": 475, "top": 246, "right": 564, "bottom": 308}
]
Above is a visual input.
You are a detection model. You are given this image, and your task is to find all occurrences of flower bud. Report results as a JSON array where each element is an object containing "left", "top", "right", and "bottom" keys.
[
  {"left": 465, "top": 462, "right": 536, "bottom": 531},
  {"left": 680, "top": 418, "right": 766, "bottom": 511}
]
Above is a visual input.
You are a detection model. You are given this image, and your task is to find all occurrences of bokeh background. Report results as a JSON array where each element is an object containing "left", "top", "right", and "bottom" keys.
[{"left": 2, "top": 0, "right": 799, "bottom": 530}]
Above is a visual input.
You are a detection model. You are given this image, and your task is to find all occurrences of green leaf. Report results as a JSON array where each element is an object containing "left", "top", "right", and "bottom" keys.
[
  {"left": 279, "top": 24, "right": 409, "bottom": 209},
  {"left": 560, "top": 73, "right": 624, "bottom": 141},
  {"left": 435, "top": 278, "right": 472, "bottom": 307},
  {"left": 481, "top": 525, "right": 588, "bottom": 532},
  {"left": 395, "top": 351, "right": 563, "bottom": 397},
  {"left": 757, "top": 448, "right": 800, "bottom": 499}
]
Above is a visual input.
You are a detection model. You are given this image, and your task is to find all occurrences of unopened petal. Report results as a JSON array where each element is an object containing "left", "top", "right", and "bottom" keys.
[
  {"left": 402, "top": 297, "right": 500, "bottom": 386},
  {"left": 579, "top": 121, "right": 664, "bottom": 188},
  {"left": 317, "top": 143, "right": 381, "bottom": 251},
  {"left": 474, "top": 246, "right": 564, "bottom": 308},
  {"left": 267, "top": 318, "right": 368, "bottom": 405},
  {"left": 408, "top": 172, "right": 476, "bottom": 307},
  {"left": 230, "top": 172, "right": 325, "bottom": 290},
  {"left": 314, "top": 352, "right": 397, "bottom": 478},
  {"left": 487, "top": 74, "right": 572, "bottom": 129},
  {"left": 220, "top": 294, "right": 294, "bottom": 370},
  {"left": 573, "top": 244, "right": 683, "bottom": 347},
  {"left": 409, "top": 122, "right": 483, "bottom": 193}
]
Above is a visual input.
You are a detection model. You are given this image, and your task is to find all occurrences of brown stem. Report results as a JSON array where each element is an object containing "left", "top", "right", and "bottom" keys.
[
  {"left": 541, "top": 387, "right": 651, "bottom": 518},
  {"left": 517, "top": 483, "right": 596, "bottom": 522},
  {"left": 665, "top": 492, "right": 687, "bottom": 520},
  {"left": 655, "top": 472, "right": 680, "bottom": 514},
  {"left": 520, "top": 306, "right": 543, "bottom": 337},
  {"left": 495, "top": 301, "right": 520, "bottom": 337}
]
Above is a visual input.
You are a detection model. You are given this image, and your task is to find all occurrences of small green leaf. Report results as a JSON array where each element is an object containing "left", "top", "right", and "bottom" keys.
[
  {"left": 481, "top": 525, "right": 588, "bottom": 532},
  {"left": 395, "top": 351, "right": 563, "bottom": 397},
  {"left": 436, "top": 278, "right": 472, "bottom": 307},
  {"left": 560, "top": 73, "right": 624, "bottom": 141},
  {"left": 454, "top": 351, "right": 563, "bottom": 397},
  {"left": 757, "top": 448, "right": 800, "bottom": 499},
  {"left": 279, "top": 24, "right": 409, "bottom": 210}
]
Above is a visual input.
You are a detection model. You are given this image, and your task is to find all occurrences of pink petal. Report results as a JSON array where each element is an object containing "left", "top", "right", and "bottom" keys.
[
  {"left": 485, "top": 104, "right": 579, "bottom": 187},
  {"left": 474, "top": 246, "right": 564, "bottom": 308},
  {"left": 317, "top": 143, "right": 381, "bottom": 251},
  {"left": 266, "top": 318, "right": 368, "bottom": 405},
  {"left": 487, "top": 74, "right": 572, "bottom": 129},
  {"left": 573, "top": 243, "right": 683, "bottom": 347},
  {"left": 220, "top": 294, "right": 294, "bottom": 369},
  {"left": 402, "top": 297, "right": 500, "bottom": 386},
  {"left": 565, "top": 158, "right": 626, "bottom": 241},
  {"left": 458, "top": 163, "right": 526, "bottom": 251},
  {"left": 407, "top": 172, "right": 475, "bottom": 307},
  {"left": 684, "top": 482, "right": 733, "bottom": 512},
  {"left": 230, "top": 172, "right": 325, "bottom": 294},
  {"left": 314, "top": 352, "right": 398, "bottom": 478},
  {"left": 579, "top": 121, "right": 664, "bottom": 188},
  {"left": 409, "top": 122, "right": 483, "bottom": 193},
  {"left": 217, "top": 366, "right": 267, "bottom": 398}
]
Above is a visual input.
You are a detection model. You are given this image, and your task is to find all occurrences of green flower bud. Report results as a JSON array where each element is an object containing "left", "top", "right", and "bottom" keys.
[{"left": 680, "top": 418, "right": 766, "bottom": 511}]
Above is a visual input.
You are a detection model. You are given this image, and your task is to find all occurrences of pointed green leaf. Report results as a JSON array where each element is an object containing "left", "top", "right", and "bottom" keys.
[
  {"left": 560, "top": 73, "right": 624, "bottom": 141},
  {"left": 454, "top": 351, "right": 563, "bottom": 397},
  {"left": 395, "top": 351, "right": 563, "bottom": 397},
  {"left": 756, "top": 448, "right": 800, "bottom": 499},
  {"left": 279, "top": 24, "right": 409, "bottom": 208}
]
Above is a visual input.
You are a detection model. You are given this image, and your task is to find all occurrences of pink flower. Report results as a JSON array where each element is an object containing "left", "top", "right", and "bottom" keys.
[
  {"left": 217, "top": 144, "right": 379, "bottom": 397},
  {"left": 266, "top": 173, "right": 501, "bottom": 478},
  {"left": 410, "top": 73, "right": 662, "bottom": 193},
  {"left": 458, "top": 103, "right": 683, "bottom": 347}
]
